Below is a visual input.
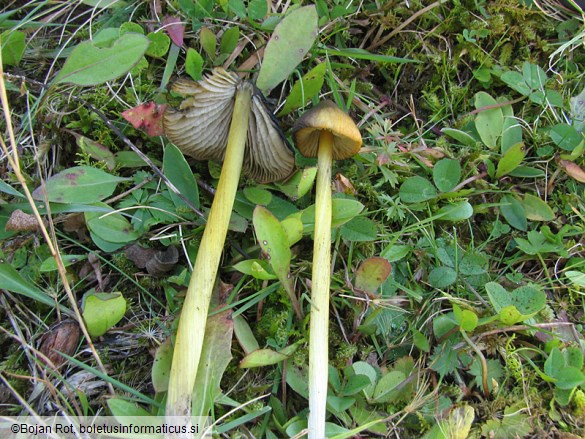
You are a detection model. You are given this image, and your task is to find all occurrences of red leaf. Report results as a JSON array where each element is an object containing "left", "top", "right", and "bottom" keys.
[
  {"left": 163, "top": 16, "right": 184, "bottom": 47},
  {"left": 122, "top": 102, "right": 167, "bottom": 137}
]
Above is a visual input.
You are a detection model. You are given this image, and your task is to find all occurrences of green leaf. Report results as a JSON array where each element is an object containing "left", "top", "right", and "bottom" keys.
[
  {"left": 500, "top": 70, "right": 531, "bottom": 96},
  {"left": 522, "top": 61, "right": 548, "bottom": 89},
  {"left": 496, "top": 142, "right": 525, "bottom": 178},
  {"left": 565, "top": 270, "right": 585, "bottom": 288},
  {"left": 232, "top": 259, "right": 277, "bottom": 280},
  {"left": 1, "top": 30, "right": 25, "bottom": 66},
  {"left": 185, "top": 48, "right": 204, "bottom": 81},
  {"left": 340, "top": 216, "right": 377, "bottom": 242},
  {"left": 146, "top": 32, "right": 170, "bottom": 57},
  {"left": 549, "top": 123, "right": 583, "bottom": 151},
  {"left": 233, "top": 314, "right": 260, "bottom": 355},
  {"left": 433, "top": 158, "right": 461, "bottom": 192},
  {"left": 481, "top": 404, "right": 532, "bottom": 439},
  {"left": 54, "top": 33, "right": 150, "bottom": 85},
  {"left": 412, "top": 329, "right": 430, "bottom": 353},
  {"left": 256, "top": 6, "right": 318, "bottom": 93},
  {"left": 199, "top": 27, "right": 216, "bottom": 60},
  {"left": 453, "top": 303, "right": 478, "bottom": 332},
  {"left": 485, "top": 282, "right": 546, "bottom": 323},
  {"left": 0, "top": 263, "right": 56, "bottom": 308},
  {"left": 82, "top": 291, "right": 126, "bottom": 337},
  {"left": 554, "top": 367, "right": 585, "bottom": 390},
  {"left": 521, "top": 193, "right": 554, "bottom": 221},
  {"left": 107, "top": 398, "right": 151, "bottom": 417},
  {"left": 428, "top": 266, "right": 457, "bottom": 288},
  {"left": 474, "top": 92, "right": 503, "bottom": 149},
  {"left": 192, "top": 309, "right": 233, "bottom": 418},
  {"left": 278, "top": 62, "right": 326, "bottom": 116},
  {"left": 248, "top": 0, "right": 268, "bottom": 20},
  {"left": 151, "top": 338, "right": 173, "bottom": 392},
  {"left": 441, "top": 128, "right": 478, "bottom": 147},
  {"left": 219, "top": 26, "right": 240, "bottom": 54},
  {"left": 281, "top": 215, "right": 303, "bottom": 246},
  {"left": 275, "top": 167, "right": 317, "bottom": 200},
  {"left": 372, "top": 370, "right": 405, "bottom": 403},
  {"left": 39, "top": 254, "right": 87, "bottom": 272},
  {"left": 240, "top": 348, "right": 289, "bottom": 368},
  {"left": 318, "top": 47, "right": 416, "bottom": 65},
  {"left": 243, "top": 187, "right": 272, "bottom": 206},
  {"left": 515, "top": 230, "right": 563, "bottom": 255},
  {"left": 0, "top": 180, "right": 24, "bottom": 197},
  {"left": 501, "top": 105, "right": 523, "bottom": 153},
  {"left": 228, "top": 0, "right": 246, "bottom": 17},
  {"left": 85, "top": 204, "right": 140, "bottom": 244},
  {"left": 32, "top": 166, "right": 127, "bottom": 204},
  {"left": 436, "top": 201, "right": 473, "bottom": 222},
  {"left": 500, "top": 194, "right": 527, "bottom": 231},
  {"left": 380, "top": 244, "right": 411, "bottom": 262},
  {"left": 354, "top": 257, "right": 392, "bottom": 295},
  {"left": 164, "top": 143, "right": 200, "bottom": 209},
  {"left": 399, "top": 176, "right": 437, "bottom": 203},
  {"left": 301, "top": 198, "right": 364, "bottom": 231},
  {"left": 77, "top": 136, "right": 116, "bottom": 170}
]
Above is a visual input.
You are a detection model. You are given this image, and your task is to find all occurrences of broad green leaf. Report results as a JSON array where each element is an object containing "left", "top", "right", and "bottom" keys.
[
  {"left": 164, "top": 143, "right": 200, "bottom": 209},
  {"left": 0, "top": 180, "right": 25, "bottom": 197},
  {"left": 185, "top": 48, "right": 204, "bottom": 81},
  {"left": 1, "top": 30, "right": 25, "bottom": 66},
  {"left": 107, "top": 398, "right": 151, "bottom": 417},
  {"left": 549, "top": 123, "right": 583, "bottom": 151},
  {"left": 301, "top": 198, "right": 364, "bottom": 231},
  {"left": 278, "top": 62, "right": 326, "bottom": 116},
  {"left": 85, "top": 204, "right": 140, "bottom": 244},
  {"left": 232, "top": 259, "right": 277, "bottom": 280},
  {"left": 32, "top": 166, "right": 127, "bottom": 204},
  {"left": 399, "top": 176, "right": 437, "bottom": 203},
  {"left": 82, "top": 290, "right": 126, "bottom": 337},
  {"left": 380, "top": 244, "right": 411, "bottom": 262},
  {"left": 565, "top": 270, "right": 585, "bottom": 288},
  {"left": 39, "top": 254, "right": 87, "bottom": 272},
  {"left": 228, "top": 0, "right": 246, "bottom": 17},
  {"left": 481, "top": 404, "right": 532, "bottom": 439},
  {"left": 474, "top": 92, "right": 503, "bottom": 149},
  {"left": 219, "top": 26, "right": 240, "bottom": 54},
  {"left": 233, "top": 314, "right": 260, "bottom": 355},
  {"left": 500, "top": 70, "right": 531, "bottom": 96},
  {"left": 275, "top": 167, "right": 317, "bottom": 200},
  {"left": 500, "top": 194, "right": 527, "bottom": 231},
  {"left": 441, "top": 128, "right": 478, "bottom": 147},
  {"left": 240, "top": 348, "right": 289, "bottom": 368},
  {"left": 192, "top": 309, "right": 233, "bottom": 418},
  {"left": 554, "top": 367, "right": 585, "bottom": 390},
  {"left": 281, "top": 215, "right": 303, "bottom": 246},
  {"left": 77, "top": 136, "right": 116, "bottom": 170},
  {"left": 340, "top": 216, "right": 377, "bottom": 242},
  {"left": 496, "top": 142, "right": 525, "bottom": 178},
  {"left": 199, "top": 27, "right": 216, "bottom": 60},
  {"left": 412, "top": 329, "right": 430, "bottom": 353},
  {"left": 508, "top": 166, "right": 544, "bottom": 178},
  {"left": 436, "top": 201, "right": 473, "bottom": 222},
  {"left": 151, "top": 338, "right": 173, "bottom": 392},
  {"left": 372, "top": 370, "right": 405, "bottom": 403},
  {"left": 521, "top": 193, "right": 554, "bottom": 221},
  {"left": 485, "top": 282, "right": 545, "bottom": 322},
  {"left": 453, "top": 303, "right": 478, "bottom": 332},
  {"left": 433, "top": 158, "right": 461, "bottom": 192},
  {"left": 428, "top": 266, "right": 457, "bottom": 288},
  {"left": 501, "top": 105, "right": 523, "bottom": 153},
  {"left": 81, "top": 0, "right": 125, "bottom": 7},
  {"left": 256, "top": 6, "right": 318, "bottom": 93},
  {"left": 146, "top": 32, "right": 170, "bottom": 58},
  {"left": 318, "top": 47, "right": 416, "bottom": 64},
  {"left": 253, "top": 206, "right": 298, "bottom": 315},
  {"left": 243, "top": 187, "right": 272, "bottom": 205},
  {"left": 354, "top": 257, "right": 391, "bottom": 294},
  {"left": 54, "top": 33, "right": 150, "bottom": 85},
  {"left": 522, "top": 61, "right": 548, "bottom": 90},
  {"left": 248, "top": 0, "right": 268, "bottom": 20},
  {"left": 0, "top": 263, "right": 56, "bottom": 307}
]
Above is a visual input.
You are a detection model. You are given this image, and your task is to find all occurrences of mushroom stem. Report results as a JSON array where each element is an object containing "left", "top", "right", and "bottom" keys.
[
  {"left": 166, "top": 85, "right": 252, "bottom": 422},
  {"left": 308, "top": 130, "right": 334, "bottom": 439}
]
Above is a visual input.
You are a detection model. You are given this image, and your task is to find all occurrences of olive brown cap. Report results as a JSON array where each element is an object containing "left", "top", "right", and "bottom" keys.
[{"left": 292, "top": 100, "right": 362, "bottom": 159}]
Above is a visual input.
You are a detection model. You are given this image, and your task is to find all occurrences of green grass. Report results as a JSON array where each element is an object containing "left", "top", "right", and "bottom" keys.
[{"left": 1, "top": 0, "right": 585, "bottom": 437}]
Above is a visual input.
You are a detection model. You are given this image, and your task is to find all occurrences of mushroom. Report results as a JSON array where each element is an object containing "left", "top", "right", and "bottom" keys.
[
  {"left": 292, "top": 100, "right": 362, "bottom": 439},
  {"left": 163, "top": 68, "right": 295, "bottom": 421}
]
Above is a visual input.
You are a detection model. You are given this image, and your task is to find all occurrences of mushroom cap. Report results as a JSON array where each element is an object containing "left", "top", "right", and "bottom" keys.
[
  {"left": 164, "top": 68, "right": 295, "bottom": 183},
  {"left": 292, "top": 100, "right": 362, "bottom": 160}
]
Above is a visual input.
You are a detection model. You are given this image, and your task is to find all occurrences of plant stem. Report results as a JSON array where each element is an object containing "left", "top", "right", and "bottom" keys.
[
  {"left": 308, "top": 130, "right": 334, "bottom": 439},
  {"left": 166, "top": 84, "right": 252, "bottom": 422}
]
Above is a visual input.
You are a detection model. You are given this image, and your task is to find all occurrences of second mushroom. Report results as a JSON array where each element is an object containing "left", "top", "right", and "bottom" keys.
[{"left": 292, "top": 100, "right": 362, "bottom": 439}]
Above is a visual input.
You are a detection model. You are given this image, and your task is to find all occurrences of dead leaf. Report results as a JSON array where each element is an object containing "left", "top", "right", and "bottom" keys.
[
  {"left": 5, "top": 209, "right": 43, "bottom": 232},
  {"left": 334, "top": 173, "right": 357, "bottom": 195},
  {"left": 163, "top": 16, "right": 184, "bottom": 47},
  {"left": 39, "top": 320, "right": 80, "bottom": 368},
  {"left": 122, "top": 102, "right": 167, "bottom": 137},
  {"left": 559, "top": 159, "right": 585, "bottom": 183}
]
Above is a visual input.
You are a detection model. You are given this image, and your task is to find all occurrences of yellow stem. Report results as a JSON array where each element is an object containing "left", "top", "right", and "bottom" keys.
[
  {"left": 166, "top": 85, "right": 252, "bottom": 420},
  {"left": 308, "top": 130, "right": 333, "bottom": 439}
]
